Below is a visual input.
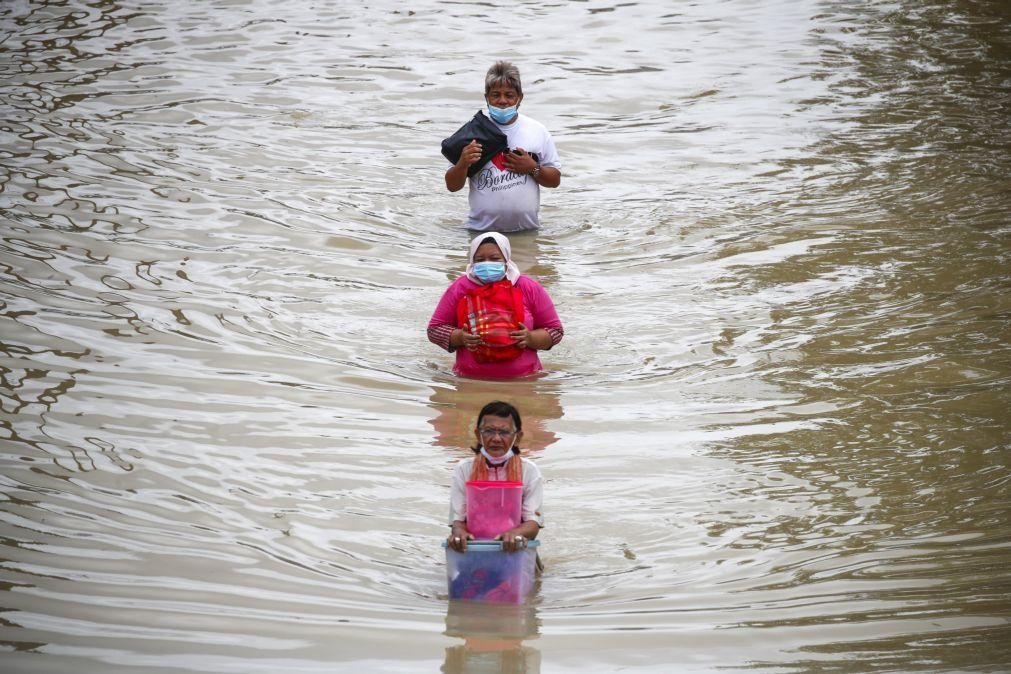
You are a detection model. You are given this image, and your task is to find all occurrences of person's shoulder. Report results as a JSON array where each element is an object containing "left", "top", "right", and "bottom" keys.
[
  {"left": 520, "top": 456, "right": 542, "bottom": 474},
  {"left": 447, "top": 274, "right": 477, "bottom": 291},
  {"left": 517, "top": 113, "right": 550, "bottom": 133},
  {"left": 516, "top": 275, "right": 548, "bottom": 292}
]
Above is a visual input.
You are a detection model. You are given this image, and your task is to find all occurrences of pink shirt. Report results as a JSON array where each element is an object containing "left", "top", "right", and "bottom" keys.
[{"left": 428, "top": 275, "right": 563, "bottom": 379}]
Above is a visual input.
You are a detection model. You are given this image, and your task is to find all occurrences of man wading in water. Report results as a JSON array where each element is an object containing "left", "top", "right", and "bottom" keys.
[{"left": 444, "top": 61, "right": 562, "bottom": 233}]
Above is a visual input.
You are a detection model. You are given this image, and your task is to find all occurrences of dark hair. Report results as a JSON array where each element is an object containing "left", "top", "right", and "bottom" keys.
[{"left": 471, "top": 400, "right": 523, "bottom": 454}]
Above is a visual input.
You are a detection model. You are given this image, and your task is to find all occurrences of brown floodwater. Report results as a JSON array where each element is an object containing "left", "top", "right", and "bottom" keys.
[{"left": 1, "top": 0, "right": 1008, "bottom": 672}]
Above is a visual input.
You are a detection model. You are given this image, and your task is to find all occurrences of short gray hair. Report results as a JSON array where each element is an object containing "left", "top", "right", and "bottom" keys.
[{"left": 484, "top": 61, "right": 522, "bottom": 97}]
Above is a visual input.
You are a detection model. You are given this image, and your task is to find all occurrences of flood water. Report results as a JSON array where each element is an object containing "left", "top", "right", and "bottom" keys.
[{"left": 1, "top": 0, "right": 1009, "bottom": 672}]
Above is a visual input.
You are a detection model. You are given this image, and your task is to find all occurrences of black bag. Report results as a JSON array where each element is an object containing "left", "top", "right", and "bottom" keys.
[{"left": 441, "top": 111, "right": 508, "bottom": 177}]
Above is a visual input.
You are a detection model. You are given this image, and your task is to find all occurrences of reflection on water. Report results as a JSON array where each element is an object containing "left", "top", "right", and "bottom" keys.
[
  {"left": 443, "top": 601, "right": 540, "bottom": 674},
  {"left": 429, "top": 375, "right": 564, "bottom": 453},
  {"left": 1, "top": 0, "right": 1009, "bottom": 672}
]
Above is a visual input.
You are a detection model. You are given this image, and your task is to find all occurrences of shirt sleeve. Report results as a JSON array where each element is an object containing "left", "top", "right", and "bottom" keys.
[
  {"left": 520, "top": 277, "right": 563, "bottom": 349},
  {"left": 449, "top": 460, "right": 471, "bottom": 525},
  {"left": 428, "top": 279, "right": 465, "bottom": 352},
  {"left": 538, "top": 129, "right": 561, "bottom": 170},
  {"left": 521, "top": 459, "right": 544, "bottom": 527},
  {"left": 427, "top": 323, "right": 455, "bottom": 352}
]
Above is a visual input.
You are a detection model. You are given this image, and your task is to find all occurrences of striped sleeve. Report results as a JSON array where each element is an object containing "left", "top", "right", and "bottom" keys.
[
  {"left": 427, "top": 323, "right": 456, "bottom": 352},
  {"left": 429, "top": 278, "right": 467, "bottom": 352}
]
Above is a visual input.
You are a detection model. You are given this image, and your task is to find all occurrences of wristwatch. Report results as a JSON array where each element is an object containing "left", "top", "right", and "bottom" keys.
[{"left": 530, "top": 163, "right": 541, "bottom": 179}]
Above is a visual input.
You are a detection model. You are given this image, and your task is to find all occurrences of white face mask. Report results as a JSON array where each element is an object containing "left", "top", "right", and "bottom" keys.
[{"left": 480, "top": 445, "right": 515, "bottom": 465}]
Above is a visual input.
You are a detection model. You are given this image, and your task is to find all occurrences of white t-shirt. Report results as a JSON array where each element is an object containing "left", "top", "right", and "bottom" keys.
[
  {"left": 457, "top": 112, "right": 561, "bottom": 232},
  {"left": 448, "top": 456, "right": 544, "bottom": 528}
]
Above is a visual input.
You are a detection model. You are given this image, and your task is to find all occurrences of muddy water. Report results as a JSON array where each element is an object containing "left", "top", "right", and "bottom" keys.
[{"left": 1, "top": 1, "right": 1008, "bottom": 672}]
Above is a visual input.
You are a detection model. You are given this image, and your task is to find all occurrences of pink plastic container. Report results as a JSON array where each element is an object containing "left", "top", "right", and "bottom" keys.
[{"left": 466, "top": 480, "right": 522, "bottom": 539}]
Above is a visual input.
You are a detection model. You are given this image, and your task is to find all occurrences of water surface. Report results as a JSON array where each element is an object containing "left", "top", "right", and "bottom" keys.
[{"left": 1, "top": 0, "right": 1009, "bottom": 672}]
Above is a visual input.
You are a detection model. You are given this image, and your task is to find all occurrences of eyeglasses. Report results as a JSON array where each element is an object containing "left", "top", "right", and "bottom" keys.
[{"left": 478, "top": 427, "right": 517, "bottom": 439}]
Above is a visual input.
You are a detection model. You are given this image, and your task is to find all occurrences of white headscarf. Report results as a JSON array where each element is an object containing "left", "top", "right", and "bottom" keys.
[{"left": 464, "top": 231, "right": 522, "bottom": 285}]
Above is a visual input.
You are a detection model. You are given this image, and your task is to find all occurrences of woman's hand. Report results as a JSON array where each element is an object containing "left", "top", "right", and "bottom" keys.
[
  {"left": 448, "top": 523, "right": 473, "bottom": 552},
  {"left": 510, "top": 322, "right": 531, "bottom": 349},
  {"left": 452, "top": 328, "right": 483, "bottom": 351},
  {"left": 511, "top": 323, "right": 549, "bottom": 350}
]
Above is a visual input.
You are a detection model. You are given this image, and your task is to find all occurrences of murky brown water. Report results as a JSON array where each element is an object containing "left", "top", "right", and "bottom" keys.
[{"left": 1, "top": 0, "right": 1009, "bottom": 672}]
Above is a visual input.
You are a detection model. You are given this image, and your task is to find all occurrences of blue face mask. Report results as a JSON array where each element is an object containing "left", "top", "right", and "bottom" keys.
[
  {"left": 473, "top": 261, "right": 506, "bottom": 283},
  {"left": 487, "top": 104, "right": 518, "bottom": 124}
]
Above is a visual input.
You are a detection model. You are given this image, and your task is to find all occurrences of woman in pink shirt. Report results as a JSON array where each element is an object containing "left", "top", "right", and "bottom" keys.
[{"left": 428, "top": 232, "right": 563, "bottom": 379}]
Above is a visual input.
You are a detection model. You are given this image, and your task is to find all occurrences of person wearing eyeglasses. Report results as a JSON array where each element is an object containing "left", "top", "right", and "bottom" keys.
[
  {"left": 447, "top": 401, "right": 543, "bottom": 554},
  {"left": 444, "top": 60, "right": 562, "bottom": 233},
  {"left": 427, "top": 231, "right": 563, "bottom": 379}
]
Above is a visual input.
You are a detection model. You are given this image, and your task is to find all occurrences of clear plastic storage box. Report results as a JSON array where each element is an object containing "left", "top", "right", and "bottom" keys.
[{"left": 445, "top": 540, "right": 539, "bottom": 604}]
